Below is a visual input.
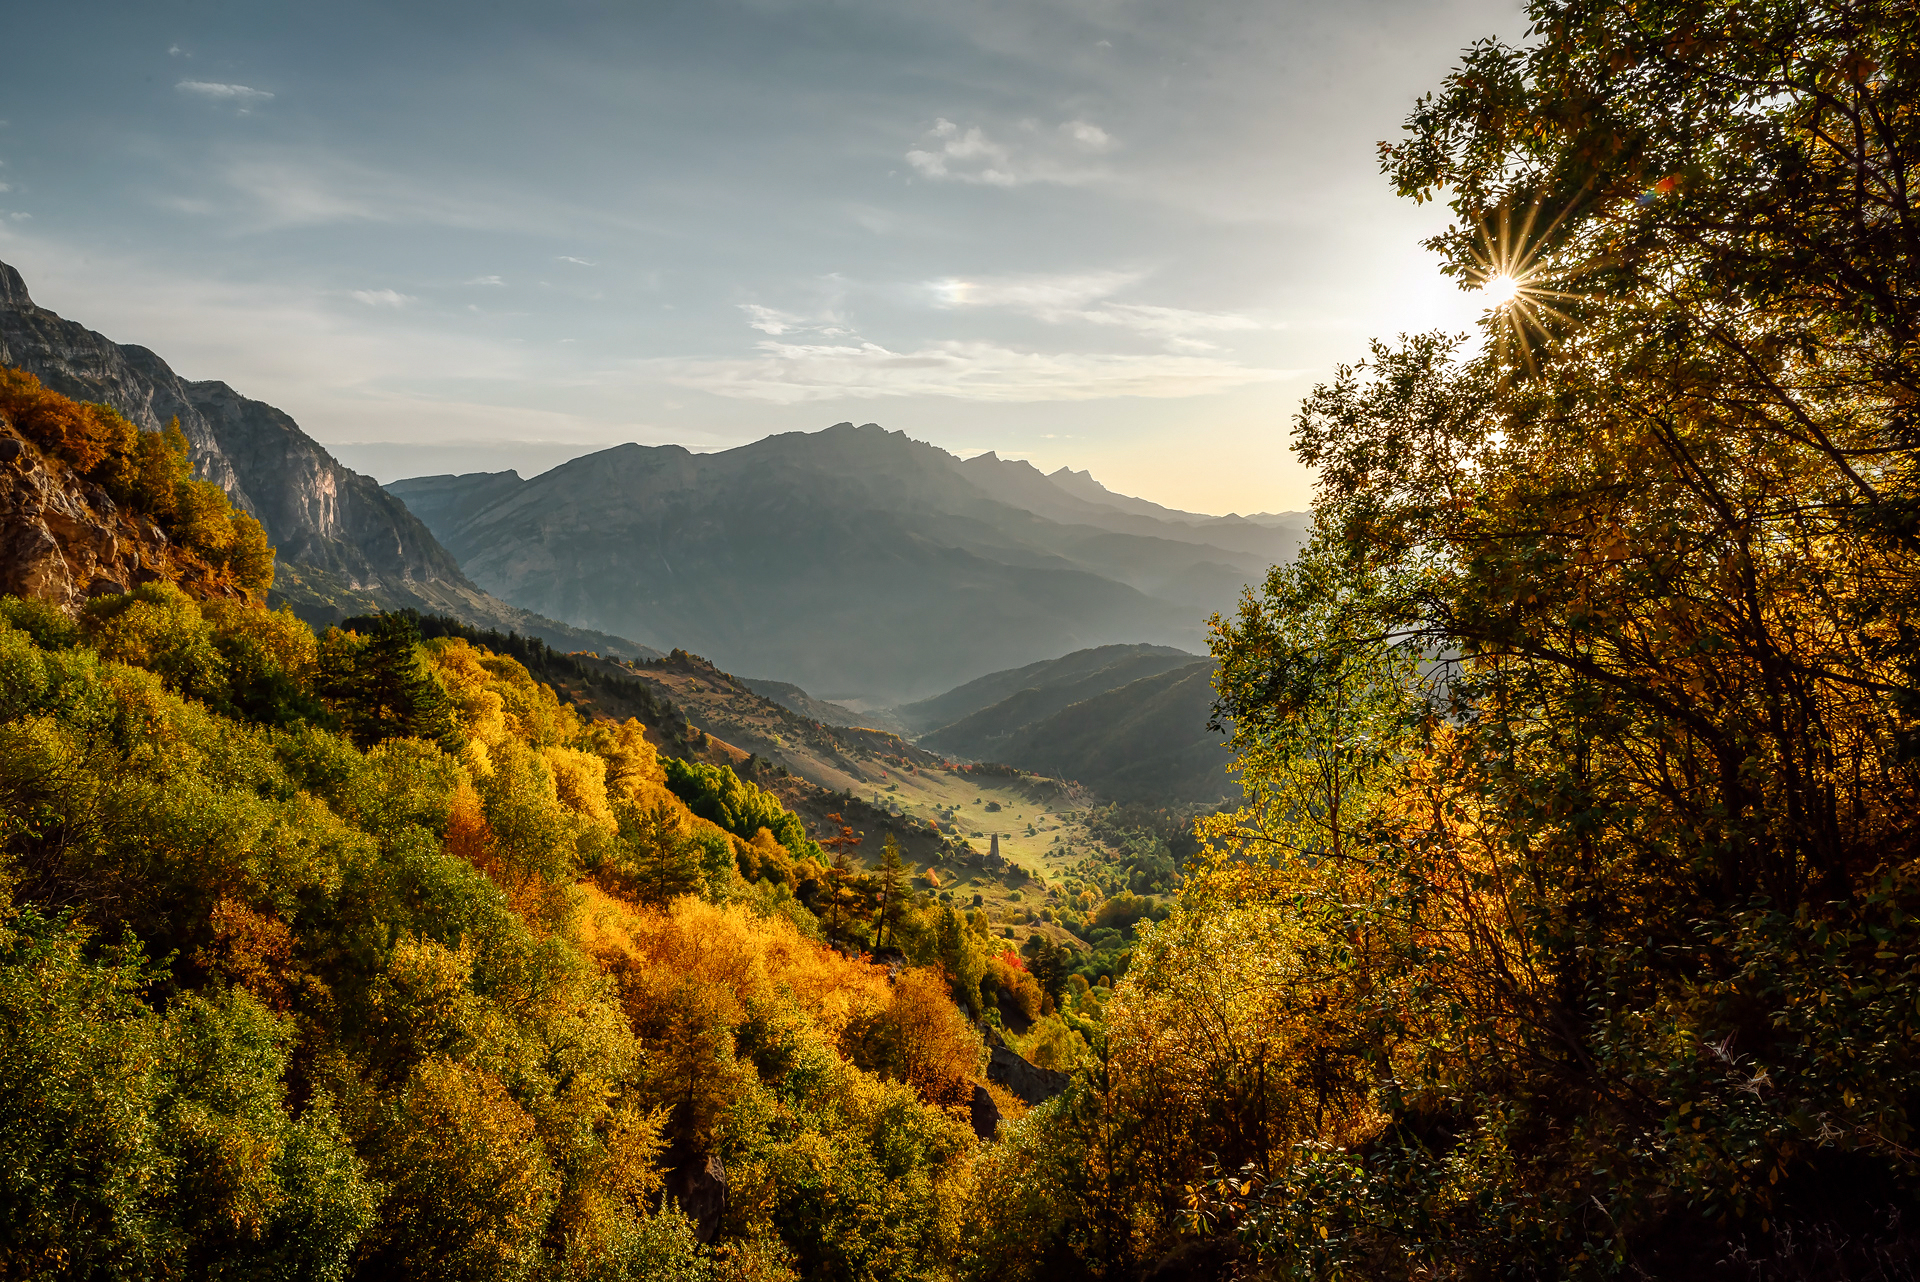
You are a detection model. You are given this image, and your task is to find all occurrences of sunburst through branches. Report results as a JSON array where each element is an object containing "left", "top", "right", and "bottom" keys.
[{"left": 1469, "top": 194, "right": 1598, "bottom": 374}]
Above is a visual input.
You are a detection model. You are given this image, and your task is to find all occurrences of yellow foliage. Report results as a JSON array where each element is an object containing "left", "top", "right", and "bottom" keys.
[
  {"left": 199, "top": 598, "right": 317, "bottom": 681},
  {"left": 578, "top": 717, "right": 666, "bottom": 797},
  {"left": 425, "top": 638, "right": 510, "bottom": 746},
  {"left": 541, "top": 745, "right": 615, "bottom": 829},
  {"left": 574, "top": 888, "right": 891, "bottom": 1041}
]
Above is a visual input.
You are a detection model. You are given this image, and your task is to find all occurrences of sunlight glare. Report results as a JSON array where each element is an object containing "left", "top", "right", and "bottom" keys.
[{"left": 1482, "top": 273, "right": 1522, "bottom": 308}]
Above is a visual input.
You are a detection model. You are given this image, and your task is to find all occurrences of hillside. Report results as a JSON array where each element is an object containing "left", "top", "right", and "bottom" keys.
[
  {"left": 740, "top": 675, "right": 902, "bottom": 732},
  {"left": 898, "top": 643, "right": 1197, "bottom": 735},
  {"left": 0, "top": 261, "right": 658, "bottom": 659},
  {"left": 986, "top": 661, "right": 1232, "bottom": 804},
  {"left": 907, "top": 647, "right": 1234, "bottom": 805},
  {"left": 387, "top": 428, "right": 1303, "bottom": 702}
]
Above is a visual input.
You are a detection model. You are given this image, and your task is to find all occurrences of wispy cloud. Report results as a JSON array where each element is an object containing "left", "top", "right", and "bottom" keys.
[
  {"left": 173, "top": 148, "right": 660, "bottom": 238},
  {"left": 905, "top": 117, "right": 1115, "bottom": 187},
  {"left": 350, "top": 288, "right": 414, "bottom": 307},
  {"left": 557, "top": 255, "right": 595, "bottom": 266},
  {"left": 176, "top": 80, "right": 274, "bottom": 111},
  {"left": 649, "top": 338, "right": 1292, "bottom": 404},
  {"left": 738, "top": 302, "right": 852, "bottom": 338},
  {"left": 931, "top": 271, "right": 1140, "bottom": 310},
  {"left": 929, "top": 271, "right": 1268, "bottom": 351},
  {"left": 465, "top": 275, "right": 505, "bottom": 286}
]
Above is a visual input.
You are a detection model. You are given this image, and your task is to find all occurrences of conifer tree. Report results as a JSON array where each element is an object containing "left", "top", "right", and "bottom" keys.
[
  {"left": 322, "top": 613, "right": 461, "bottom": 750},
  {"left": 874, "top": 833, "right": 907, "bottom": 947}
]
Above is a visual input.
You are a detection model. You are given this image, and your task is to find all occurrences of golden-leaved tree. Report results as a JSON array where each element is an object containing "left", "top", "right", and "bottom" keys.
[{"left": 968, "top": 3, "right": 1920, "bottom": 1278}]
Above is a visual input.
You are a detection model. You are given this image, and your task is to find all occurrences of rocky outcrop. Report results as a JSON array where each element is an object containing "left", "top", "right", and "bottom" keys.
[
  {"left": 986, "top": 1028, "right": 1069, "bottom": 1106},
  {"left": 0, "top": 260, "right": 654, "bottom": 656},
  {"left": 0, "top": 427, "right": 227, "bottom": 609},
  {"left": 969, "top": 1083, "right": 1003, "bottom": 1141},
  {"left": 662, "top": 1153, "right": 728, "bottom": 1244},
  {"left": 0, "top": 260, "right": 458, "bottom": 591}
]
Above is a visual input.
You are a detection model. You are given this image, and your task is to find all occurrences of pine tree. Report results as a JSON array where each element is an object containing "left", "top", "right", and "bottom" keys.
[
  {"left": 874, "top": 833, "right": 907, "bottom": 947},
  {"left": 322, "top": 614, "right": 461, "bottom": 750}
]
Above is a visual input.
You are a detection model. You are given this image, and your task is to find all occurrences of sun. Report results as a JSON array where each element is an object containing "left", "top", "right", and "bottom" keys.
[{"left": 1481, "top": 272, "right": 1522, "bottom": 308}]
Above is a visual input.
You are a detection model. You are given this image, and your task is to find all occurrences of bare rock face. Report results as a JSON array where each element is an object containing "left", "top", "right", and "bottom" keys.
[
  {"left": 0, "top": 428, "right": 204, "bottom": 609},
  {"left": 985, "top": 1027, "right": 1069, "bottom": 1105},
  {"left": 0, "top": 260, "right": 460, "bottom": 591},
  {"left": 0, "top": 260, "right": 655, "bottom": 656},
  {"left": 662, "top": 1153, "right": 728, "bottom": 1244},
  {"left": 969, "top": 1083, "right": 1003, "bottom": 1141}
]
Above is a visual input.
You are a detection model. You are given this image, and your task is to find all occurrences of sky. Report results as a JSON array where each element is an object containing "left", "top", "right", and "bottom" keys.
[{"left": 0, "top": 0, "right": 1525, "bottom": 516}]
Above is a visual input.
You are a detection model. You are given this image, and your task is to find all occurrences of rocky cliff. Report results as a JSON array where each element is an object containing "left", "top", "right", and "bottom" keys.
[
  {"left": 0, "top": 426, "right": 232, "bottom": 609},
  {"left": 0, "top": 261, "right": 457, "bottom": 590},
  {"left": 0, "top": 260, "right": 656, "bottom": 657}
]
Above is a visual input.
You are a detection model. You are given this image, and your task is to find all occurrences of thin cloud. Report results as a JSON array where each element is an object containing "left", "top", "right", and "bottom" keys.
[
  {"left": 741, "top": 303, "right": 804, "bottom": 335},
  {"left": 557, "top": 255, "right": 595, "bottom": 266},
  {"left": 930, "top": 272, "right": 1267, "bottom": 351},
  {"left": 931, "top": 271, "right": 1141, "bottom": 310},
  {"left": 465, "top": 275, "right": 505, "bottom": 286},
  {"left": 649, "top": 338, "right": 1294, "bottom": 404},
  {"left": 177, "top": 80, "right": 274, "bottom": 107},
  {"left": 738, "top": 302, "right": 852, "bottom": 338},
  {"left": 1061, "top": 120, "right": 1114, "bottom": 152},
  {"left": 350, "top": 288, "right": 414, "bottom": 307},
  {"left": 905, "top": 117, "right": 1114, "bottom": 187}
]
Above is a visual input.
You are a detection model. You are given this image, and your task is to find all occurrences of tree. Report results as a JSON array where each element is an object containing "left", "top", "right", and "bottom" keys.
[
  {"left": 819, "top": 851, "right": 861, "bottom": 941},
  {"left": 873, "top": 833, "right": 907, "bottom": 947},
  {"left": 1184, "top": 0, "right": 1920, "bottom": 1272},
  {"left": 320, "top": 614, "right": 461, "bottom": 750}
]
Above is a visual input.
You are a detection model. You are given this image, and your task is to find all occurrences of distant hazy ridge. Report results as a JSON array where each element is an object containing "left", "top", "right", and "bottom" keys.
[{"left": 389, "top": 430, "right": 1306, "bottom": 702}]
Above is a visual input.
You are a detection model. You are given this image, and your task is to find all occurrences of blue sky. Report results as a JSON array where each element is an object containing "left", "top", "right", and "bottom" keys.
[{"left": 0, "top": 0, "right": 1522, "bottom": 514}]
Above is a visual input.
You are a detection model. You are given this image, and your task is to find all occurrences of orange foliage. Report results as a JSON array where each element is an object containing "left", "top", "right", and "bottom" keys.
[
  {"left": 0, "top": 366, "right": 134, "bottom": 473},
  {"left": 575, "top": 888, "right": 890, "bottom": 1039}
]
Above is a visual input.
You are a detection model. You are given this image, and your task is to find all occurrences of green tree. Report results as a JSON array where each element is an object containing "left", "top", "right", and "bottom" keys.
[
  {"left": 873, "top": 833, "right": 907, "bottom": 947},
  {"left": 320, "top": 614, "right": 461, "bottom": 750}
]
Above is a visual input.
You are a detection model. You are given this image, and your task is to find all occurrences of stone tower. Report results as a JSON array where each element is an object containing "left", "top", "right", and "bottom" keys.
[{"left": 989, "top": 833, "right": 1000, "bottom": 861}]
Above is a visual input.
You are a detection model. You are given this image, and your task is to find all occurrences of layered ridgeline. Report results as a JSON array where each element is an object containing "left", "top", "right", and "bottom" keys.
[
  {"left": 899, "top": 645, "right": 1233, "bottom": 806},
  {"left": 388, "top": 430, "right": 1307, "bottom": 703},
  {"left": 0, "top": 261, "right": 656, "bottom": 658}
]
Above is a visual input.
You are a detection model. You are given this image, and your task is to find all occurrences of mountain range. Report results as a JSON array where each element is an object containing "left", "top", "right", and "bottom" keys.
[
  {"left": 0, "top": 260, "right": 656, "bottom": 658},
  {"left": 388, "top": 431, "right": 1305, "bottom": 702},
  {"left": 0, "top": 256, "right": 1286, "bottom": 794}
]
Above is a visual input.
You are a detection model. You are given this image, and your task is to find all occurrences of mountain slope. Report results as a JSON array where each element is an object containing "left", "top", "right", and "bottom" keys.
[
  {"left": 919, "top": 649, "right": 1203, "bottom": 760},
  {"left": 0, "top": 259, "right": 657, "bottom": 658},
  {"left": 897, "top": 646, "right": 1232, "bottom": 805},
  {"left": 892, "top": 642, "right": 1196, "bottom": 733},
  {"left": 740, "top": 676, "right": 900, "bottom": 732},
  {"left": 388, "top": 427, "right": 1272, "bottom": 701},
  {"left": 990, "top": 661, "right": 1232, "bottom": 804}
]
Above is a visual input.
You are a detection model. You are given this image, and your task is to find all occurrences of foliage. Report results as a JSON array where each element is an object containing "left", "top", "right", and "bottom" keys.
[
  {"left": 662, "top": 757, "right": 823, "bottom": 863},
  {"left": 0, "top": 370, "right": 274, "bottom": 598},
  {"left": 970, "top": 3, "right": 1920, "bottom": 1277},
  {"left": 0, "top": 594, "right": 988, "bottom": 1281}
]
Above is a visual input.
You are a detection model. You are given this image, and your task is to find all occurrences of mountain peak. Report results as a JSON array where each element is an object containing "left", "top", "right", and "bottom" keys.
[{"left": 0, "top": 261, "right": 32, "bottom": 309}]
